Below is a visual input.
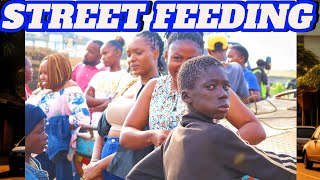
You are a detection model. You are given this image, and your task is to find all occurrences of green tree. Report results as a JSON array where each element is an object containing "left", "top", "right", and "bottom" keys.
[
  {"left": 297, "top": 43, "right": 320, "bottom": 77},
  {"left": 297, "top": 64, "right": 320, "bottom": 90},
  {"left": 0, "top": 21, "right": 25, "bottom": 96}
]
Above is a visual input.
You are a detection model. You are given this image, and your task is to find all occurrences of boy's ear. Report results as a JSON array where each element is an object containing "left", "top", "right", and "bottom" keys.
[{"left": 181, "top": 90, "right": 192, "bottom": 104}]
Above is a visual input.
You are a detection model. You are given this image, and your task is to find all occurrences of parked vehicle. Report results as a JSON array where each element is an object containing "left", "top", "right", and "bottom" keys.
[
  {"left": 302, "top": 126, "right": 320, "bottom": 169},
  {"left": 297, "top": 126, "right": 316, "bottom": 156}
]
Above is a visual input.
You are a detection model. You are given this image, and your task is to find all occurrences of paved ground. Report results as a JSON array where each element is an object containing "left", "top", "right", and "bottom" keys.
[
  {"left": 297, "top": 161, "right": 320, "bottom": 180},
  {"left": 219, "top": 98, "right": 297, "bottom": 157},
  {"left": 0, "top": 156, "right": 24, "bottom": 179},
  {"left": 256, "top": 130, "right": 296, "bottom": 157}
]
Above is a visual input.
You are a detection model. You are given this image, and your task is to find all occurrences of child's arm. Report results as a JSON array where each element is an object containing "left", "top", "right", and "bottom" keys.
[
  {"left": 226, "top": 89, "right": 266, "bottom": 145},
  {"left": 213, "top": 126, "right": 296, "bottom": 180}
]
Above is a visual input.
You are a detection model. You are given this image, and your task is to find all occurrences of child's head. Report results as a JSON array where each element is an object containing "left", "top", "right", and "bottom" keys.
[
  {"left": 25, "top": 103, "right": 48, "bottom": 155},
  {"left": 227, "top": 45, "right": 249, "bottom": 66},
  {"left": 178, "top": 55, "right": 230, "bottom": 120},
  {"left": 206, "top": 33, "right": 229, "bottom": 62}
]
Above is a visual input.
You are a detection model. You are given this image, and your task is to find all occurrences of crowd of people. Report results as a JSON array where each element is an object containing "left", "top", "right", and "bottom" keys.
[{"left": 25, "top": 32, "right": 295, "bottom": 180}]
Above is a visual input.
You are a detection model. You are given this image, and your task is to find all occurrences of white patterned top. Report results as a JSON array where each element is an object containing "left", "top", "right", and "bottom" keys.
[{"left": 149, "top": 75, "right": 186, "bottom": 130}]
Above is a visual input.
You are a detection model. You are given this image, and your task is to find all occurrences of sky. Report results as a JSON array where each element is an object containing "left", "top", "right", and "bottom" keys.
[
  {"left": 76, "top": 8, "right": 297, "bottom": 71},
  {"left": 225, "top": 32, "right": 296, "bottom": 71},
  {"left": 77, "top": 31, "right": 297, "bottom": 71}
]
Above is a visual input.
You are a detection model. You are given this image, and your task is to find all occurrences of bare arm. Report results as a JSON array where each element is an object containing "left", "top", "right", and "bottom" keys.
[
  {"left": 248, "top": 90, "right": 262, "bottom": 102},
  {"left": 91, "top": 99, "right": 112, "bottom": 112},
  {"left": 91, "top": 135, "right": 104, "bottom": 161},
  {"left": 84, "top": 153, "right": 116, "bottom": 180},
  {"left": 226, "top": 89, "right": 266, "bottom": 145},
  {"left": 240, "top": 97, "right": 250, "bottom": 104},
  {"left": 120, "top": 79, "right": 170, "bottom": 150},
  {"left": 85, "top": 86, "right": 110, "bottom": 108}
]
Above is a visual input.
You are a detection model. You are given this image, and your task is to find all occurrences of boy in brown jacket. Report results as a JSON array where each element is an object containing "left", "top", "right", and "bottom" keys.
[{"left": 127, "top": 55, "right": 296, "bottom": 180}]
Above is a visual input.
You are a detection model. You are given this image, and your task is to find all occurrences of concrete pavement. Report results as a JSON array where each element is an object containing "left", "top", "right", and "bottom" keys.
[{"left": 219, "top": 98, "right": 297, "bottom": 157}]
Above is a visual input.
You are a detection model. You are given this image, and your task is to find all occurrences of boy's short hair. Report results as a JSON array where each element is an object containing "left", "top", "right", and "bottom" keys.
[
  {"left": 230, "top": 45, "right": 249, "bottom": 63},
  {"left": 178, "top": 55, "right": 223, "bottom": 91},
  {"left": 256, "top": 59, "right": 266, "bottom": 66},
  {"left": 25, "top": 103, "right": 46, "bottom": 136}
]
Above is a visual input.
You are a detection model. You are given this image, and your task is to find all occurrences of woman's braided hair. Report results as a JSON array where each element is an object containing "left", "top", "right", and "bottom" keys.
[{"left": 136, "top": 31, "right": 166, "bottom": 75}]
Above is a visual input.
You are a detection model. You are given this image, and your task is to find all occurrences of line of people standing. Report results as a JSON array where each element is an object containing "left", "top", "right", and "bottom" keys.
[{"left": 25, "top": 31, "right": 291, "bottom": 180}]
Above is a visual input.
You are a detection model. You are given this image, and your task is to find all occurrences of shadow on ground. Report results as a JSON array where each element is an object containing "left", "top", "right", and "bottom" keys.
[
  {"left": 0, "top": 171, "right": 23, "bottom": 178},
  {"left": 0, "top": 156, "right": 24, "bottom": 178}
]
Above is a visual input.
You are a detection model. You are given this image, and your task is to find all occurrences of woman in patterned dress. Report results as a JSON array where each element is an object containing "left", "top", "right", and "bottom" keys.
[
  {"left": 120, "top": 32, "right": 266, "bottom": 150},
  {"left": 27, "top": 53, "right": 91, "bottom": 179}
]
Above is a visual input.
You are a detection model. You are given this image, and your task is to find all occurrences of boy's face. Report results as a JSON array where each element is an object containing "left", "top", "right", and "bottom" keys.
[
  {"left": 184, "top": 65, "right": 230, "bottom": 120},
  {"left": 25, "top": 119, "right": 48, "bottom": 154},
  {"left": 227, "top": 49, "right": 244, "bottom": 65}
]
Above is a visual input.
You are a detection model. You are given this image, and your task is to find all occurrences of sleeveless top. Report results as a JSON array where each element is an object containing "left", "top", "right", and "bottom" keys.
[
  {"left": 106, "top": 95, "right": 135, "bottom": 131},
  {"left": 103, "top": 78, "right": 138, "bottom": 132},
  {"left": 149, "top": 75, "right": 186, "bottom": 130}
]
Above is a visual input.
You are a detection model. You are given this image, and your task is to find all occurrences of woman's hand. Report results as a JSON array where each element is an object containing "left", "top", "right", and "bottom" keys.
[
  {"left": 83, "top": 161, "right": 103, "bottom": 180},
  {"left": 151, "top": 129, "right": 171, "bottom": 147},
  {"left": 90, "top": 98, "right": 112, "bottom": 112}
]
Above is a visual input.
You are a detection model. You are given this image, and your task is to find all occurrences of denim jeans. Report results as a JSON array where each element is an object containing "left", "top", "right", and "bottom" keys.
[
  {"left": 101, "top": 137, "right": 123, "bottom": 180},
  {"left": 54, "top": 152, "right": 73, "bottom": 180}
]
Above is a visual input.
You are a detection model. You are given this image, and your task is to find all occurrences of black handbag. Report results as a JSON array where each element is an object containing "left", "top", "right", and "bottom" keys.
[
  {"left": 106, "top": 126, "right": 154, "bottom": 179},
  {"left": 97, "top": 112, "right": 111, "bottom": 139}
]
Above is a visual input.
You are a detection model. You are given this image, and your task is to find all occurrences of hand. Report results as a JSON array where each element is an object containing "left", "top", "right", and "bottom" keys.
[
  {"left": 83, "top": 161, "right": 103, "bottom": 180},
  {"left": 91, "top": 98, "right": 112, "bottom": 112},
  {"left": 151, "top": 129, "right": 171, "bottom": 147}
]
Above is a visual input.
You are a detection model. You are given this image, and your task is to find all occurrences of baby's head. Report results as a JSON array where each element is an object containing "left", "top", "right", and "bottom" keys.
[
  {"left": 178, "top": 55, "right": 230, "bottom": 120},
  {"left": 25, "top": 104, "right": 48, "bottom": 155}
]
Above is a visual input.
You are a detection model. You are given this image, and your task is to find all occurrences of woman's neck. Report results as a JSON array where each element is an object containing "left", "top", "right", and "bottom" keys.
[
  {"left": 109, "top": 62, "right": 122, "bottom": 72},
  {"left": 140, "top": 69, "right": 159, "bottom": 84},
  {"left": 171, "top": 78, "right": 178, "bottom": 91}
]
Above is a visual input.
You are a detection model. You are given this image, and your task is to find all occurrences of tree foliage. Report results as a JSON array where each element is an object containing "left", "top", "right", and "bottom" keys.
[
  {"left": 297, "top": 64, "right": 320, "bottom": 90},
  {"left": 0, "top": 0, "right": 25, "bottom": 97},
  {"left": 297, "top": 43, "right": 320, "bottom": 77}
]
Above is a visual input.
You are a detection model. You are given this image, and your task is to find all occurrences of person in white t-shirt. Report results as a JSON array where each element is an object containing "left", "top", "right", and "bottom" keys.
[{"left": 85, "top": 36, "right": 132, "bottom": 126}]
